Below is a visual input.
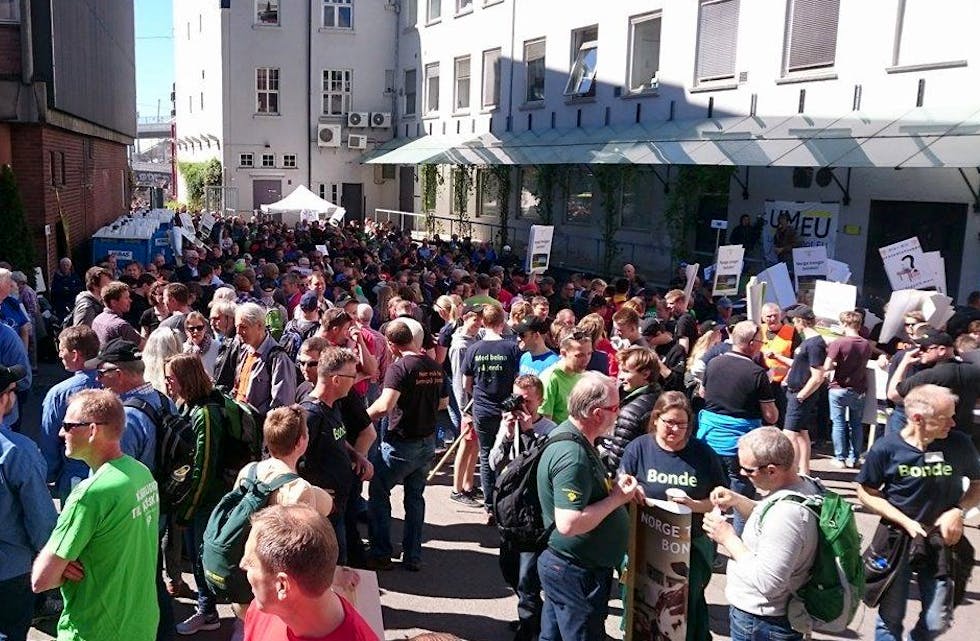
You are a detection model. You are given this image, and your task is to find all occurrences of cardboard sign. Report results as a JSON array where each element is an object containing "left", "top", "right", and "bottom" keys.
[
  {"left": 792, "top": 246, "right": 828, "bottom": 300},
  {"left": 33, "top": 267, "right": 46, "bottom": 293},
  {"left": 877, "top": 289, "right": 953, "bottom": 343},
  {"left": 626, "top": 500, "right": 692, "bottom": 641},
  {"left": 328, "top": 208, "right": 346, "bottom": 227},
  {"left": 879, "top": 237, "right": 935, "bottom": 291},
  {"left": 315, "top": 244, "right": 329, "bottom": 257},
  {"left": 755, "top": 262, "right": 797, "bottom": 309},
  {"left": 200, "top": 212, "right": 216, "bottom": 234},
  {"left": 825, "top": 259, "right": 851, "bottom": 284},
  {"left": 712, "top": 245, "right": 745, "bottom": 296},
  {"left": 922, "top": 251, "right": 946, "bottom": 295},
  {"left": 762, "top": 201, "right": 839, "bottom": 261},
  {"left": 812, "top": 280, "right": 857, "bottom": 322},
  {"left": 710, "top": 219, "right": 728, "bottom": 230},
  {"left": 683, "top": 263, "right": 700, "bottom": 303},
  {"left": 745, "top": 276, "right": 766, "bottom": 323},
  {"left": 179, "top": 212, "right": 194, "bottom": 229},
  {"left": 525, "top": 225, "right": 555, "bottom": 274}
]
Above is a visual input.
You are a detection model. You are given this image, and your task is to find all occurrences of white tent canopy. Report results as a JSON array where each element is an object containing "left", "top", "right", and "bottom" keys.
[{"left": 259, "top": 184, "right": 346, "bottom": 225}]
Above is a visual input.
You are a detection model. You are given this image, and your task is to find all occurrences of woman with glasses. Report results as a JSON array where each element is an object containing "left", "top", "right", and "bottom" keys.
[
  {"left": 163, "top": 353, "right": 227, "bottom": 635},
  {"left": 182, "top": 311, "right": 220, "bottom": 373},
  {"left": 618, "top": 391, "right": 727, "bottom": 641}
]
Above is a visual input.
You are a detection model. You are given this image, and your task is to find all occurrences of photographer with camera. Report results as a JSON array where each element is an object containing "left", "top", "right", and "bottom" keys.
[{"left": 489, "top": 374, "right": 556, "bottom": 641}]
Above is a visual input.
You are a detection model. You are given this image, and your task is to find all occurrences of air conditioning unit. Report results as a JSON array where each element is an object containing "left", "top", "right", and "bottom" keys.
[
  {"left": 317, "top": 124, "right": 342, "bottom": 147},
  {"left": 348, "top": 133, "right": 368, "bottom": 149},
  {"left": 370, "top": 112, "right": 392, "bottom": 128},
  {"left": 347, "top": 112, "right": 369, "bottom": 128}
]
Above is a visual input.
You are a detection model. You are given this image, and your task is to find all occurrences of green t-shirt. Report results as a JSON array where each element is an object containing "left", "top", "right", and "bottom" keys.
[
  {"left": 536, "top": 422, "right": 629, "bottom": 569},
  {"left": 539, "top": 366, "right": 581, "bottom": 425},
  {"left": 47, "top": 455, "right": 160, "bottom": 641}
]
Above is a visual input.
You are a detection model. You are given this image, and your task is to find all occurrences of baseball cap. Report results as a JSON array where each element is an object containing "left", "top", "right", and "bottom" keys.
[
  {"left": 84, "top": 338, "right": 141, "bottom": 369},
  {"left": 785, "top": 304, "right": 816, "bottom": 321},
  {"left": 716, "top": 296, "right": 733, "bottom": 309},
  {"left": 915, "top": 328, "right": 954, "bottom": 348},
  {"left": 0, "top": 364, "right": 27, "bottom": 390},
  {"left": 461, "top": 303, "right": 484, "bottom": 317},
  {"left": 299, "top": 291, "right": 319, "bottom": 312},
  {"left": 640, "top": 317, "right": 664, "bottom": 337},
  {"left": 513, "top": 317, "right": 550, "bottom": 335},
  {"left": 259, "top": 279, "right": 277, "bottom": 292}
]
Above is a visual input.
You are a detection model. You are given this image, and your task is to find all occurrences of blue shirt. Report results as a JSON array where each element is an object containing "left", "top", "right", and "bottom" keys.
[
  {"left": 519, "top": 350, "right": 560, "bottom": 376},
  {"left": 40, "top": 370, "right": 100, "bottom": 499},
  {"left": 0, "top": 295, "right": 29, "bottom": 331},
  {"left": 120, "top": 384, "right": 176, "bottom": 472},
  {"left": 0, "top": 324, "right": 31, "bottom": 429},
  {"left": 0, "top": 428, "right": 58, "bottom": 580}
]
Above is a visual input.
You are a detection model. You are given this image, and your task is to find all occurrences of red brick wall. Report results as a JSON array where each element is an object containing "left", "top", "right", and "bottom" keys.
[
  {"left": 0, "top": 25, "right": 21, "bottom": 76},
  {"left": 9, "top": 124, "right": 129, "bottom": 279}
]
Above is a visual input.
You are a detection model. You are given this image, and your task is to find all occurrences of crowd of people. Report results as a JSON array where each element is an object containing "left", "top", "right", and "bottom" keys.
[{"left": 0, "top": 211, "right": 979, "bottom": 641}]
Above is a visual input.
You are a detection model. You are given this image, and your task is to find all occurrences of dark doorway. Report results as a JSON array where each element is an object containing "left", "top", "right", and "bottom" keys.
[
  {"left": 399, "top": 166, "right": 415, "bottom": 212},
  {"left": 864, "top": 200, "right": 967, "bottom": 304},
  {"left": 341, "top": 183, "right": 364, "bottom": 224},
  {"left": 252, "top": 179, "right": 282, "bottom": 209}
]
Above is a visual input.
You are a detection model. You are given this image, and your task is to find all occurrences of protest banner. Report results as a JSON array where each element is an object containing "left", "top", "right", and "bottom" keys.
[
  {"left": 812, "top": 280, "right": 857, "bottom": 323},
  {"left": 683, "top": 263, "right": 700, "bottom": 303},
  {"left": 792, "top": 246, "right": 828, "bottom": 304},
  {"left": 712, "top": 245, "right": 745, "bottom": 297},
  {"left": 878, "top": 289, "right": 953, "bottom": 343},
  {"left": 200, "top": 212, "right": 216, "bottom": 234},
  {"left": 526, "top": 225, "right": 555, "bottom": 274},
  {"left": 922, "top": 251, "right": 947, "bottom": 295},
  {"left": 826, "top": 259, "right": 851, "bottom": 284},
  {"left": 625, "top": 499, "right": 693, "bottom": 641},
  {"left": 762, "top": 201, "right": 839, "bottom": 261},
  {"left": 179, "top": 212, "right": 194, "bottom": 229},
  {"left": 879, "top": 237, "right": 936, "bottom": 291},
  {"left": 755, "top": 262, "right": 796, "bottom": 309},
  {"left": 745, "top": 276, "right": 766, "bottom": 323}
]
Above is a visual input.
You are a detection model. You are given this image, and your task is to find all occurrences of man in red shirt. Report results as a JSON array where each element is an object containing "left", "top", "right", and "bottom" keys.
[{"left": 241, "top": 504, "right": 377, "bottom": 641}]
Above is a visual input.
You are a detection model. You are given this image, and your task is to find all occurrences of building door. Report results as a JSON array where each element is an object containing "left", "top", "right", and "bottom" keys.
[
  {"left": 341, "top": 183, "right": 364, "bottom": 224},
  {"left": 252, "top": 179, "right": 281, "bottom": 209},
  {"left": 864, "top": 200, "right": 967, "bottom": 303},
  {"left": 399, "top": 167, "right": 415, "bottom": 212}
]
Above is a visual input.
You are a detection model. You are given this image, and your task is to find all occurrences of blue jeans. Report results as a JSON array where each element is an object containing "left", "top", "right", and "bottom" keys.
[
  {"left": 829, "top": 388, "right": 867, "bottom": 462},
  {"left": 474, "top": 415, "right": 501, "bottom": 509},
  {"left": 500, "top": 539, "right": 543, "bottom": 638},
  {"left": 886, "top": 406, "right": 906, "bottom": 435},
  {"left": 537, "top": 548, "right": 613, "bottom": 641},
  {"left": 438, "top": 386, "right": 462, "bottom": 443},
  {"left": 182, "top": 509, "right": 217, "bottom": 617},
  {"left": 368, "top": 436, "right": 435, "bottom": 563},
  {"left": 720, "top": 455, "right": 757, "bottom": 536},
  {"left": 729, "top": 606, "right": 802, "bottom": 641},
  {"left": 0, "top": 573, "right": 33, "bottom": 641},
  {"left": 875, "top": 551, "right": 951, "bottom": 641}
]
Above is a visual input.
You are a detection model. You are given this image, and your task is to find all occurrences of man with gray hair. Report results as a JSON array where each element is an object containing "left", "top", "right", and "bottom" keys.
[
  {"left": 703, "top": 426, "right": 822, "bottom": 641},
  {"left": 536, "top": 372, "right": 641, "bottom": 641},
  {"left": 233, "top": 301, "right": 297, "bottom": 414}
]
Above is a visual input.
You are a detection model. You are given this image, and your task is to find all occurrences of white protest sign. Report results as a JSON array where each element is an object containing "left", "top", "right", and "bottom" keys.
[
  {"left": 762, "top": 201, "right": 839, "bottom": 260},
  {"left": 328, "top": 208, "right": 346, "bottom": 227},
  {"left": 755, "top": 262, "right": 796, "bottom": 309},
  {"left": 315, "top": 244, "right": 329, "bottom": 257},
  {"left": 879, "top": 237, "right": 935, "bottom": 291},
  {"left": 921, "top": 293, "right": 955, "bottom": 330},
  {"left": 33, "top": 267, "right": 46, "bottom": 293},
  {"left": 922, "top": 251, "right": 946, "bottom": 295},
  {"left": 200, "top": 212, "right": 216, "bottom": 234},
  {"left": 683, "top": 263, "right": 700, "bottom": 303},
  {"left": 812, "top": 280, "right": 857, "bottom": 322},
  {"left": 179, "top": 212, "right": 194, "bottom": 229},
  {"left": 745, "top": 277, "right": 766, "bottom": 323},
  {"left": 878, "top": 289, "right": 953, "bottom": 342},
  {"left": 712, "top": 245, "right": 745, "bottom": 296},
  {"left": 826, "top": 259, "right": 851, "bottom": 284},
  {"left": 792, "top": 245, "right": 828, "bottom": 294},
  {"left": 526, "top": 225, "right": 555, "bottom": 274},
  {"left": 332, "top": 569, "right": 384, "bottom": 641}
]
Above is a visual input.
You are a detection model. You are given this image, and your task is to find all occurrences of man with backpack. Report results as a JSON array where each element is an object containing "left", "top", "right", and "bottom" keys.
[
  {"left": 233, "top": 302, "right": 296, "bottom": 415},
  {"left": 280, "top": 291, "right": 321, "bottom": 361}
]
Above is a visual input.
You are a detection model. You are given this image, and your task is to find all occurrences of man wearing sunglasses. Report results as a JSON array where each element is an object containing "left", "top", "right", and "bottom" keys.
[{"left": 0, "top": 364, "right": 57, "bottom": 641}]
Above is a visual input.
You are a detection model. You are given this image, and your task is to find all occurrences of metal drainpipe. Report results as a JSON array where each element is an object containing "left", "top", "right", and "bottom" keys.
[
  {"left": 19, "top": 0, "right": 33, "bottom": 86},
  {"left": 306, "top": 0, "right": 313, "bottom": 189},
  {"left": 504, "top": 0, "right": 517, "bottom": 133}
]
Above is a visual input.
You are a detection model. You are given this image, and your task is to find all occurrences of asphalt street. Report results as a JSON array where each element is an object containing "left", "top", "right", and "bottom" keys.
[{"left": 20, "top": 361, "right": 980, "bottom": 640}]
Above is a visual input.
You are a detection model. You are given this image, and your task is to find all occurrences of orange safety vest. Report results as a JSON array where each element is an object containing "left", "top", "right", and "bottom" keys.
[{"left": 763, "top": 324, "right": 796, "bottom": 382}]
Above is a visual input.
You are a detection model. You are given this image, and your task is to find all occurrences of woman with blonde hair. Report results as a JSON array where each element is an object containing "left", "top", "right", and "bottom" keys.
[
  {"left": 577, "top": 312, "right": 618, "bottom": 376},
  {"left": 142, "top": 327, "right": 182, "bottom": 394},
  {"left": 373, "top": 284, "right": 394, "bottom": 329},
  {"left": 508, "top": 299, "right": 533, "bottom": 328}
]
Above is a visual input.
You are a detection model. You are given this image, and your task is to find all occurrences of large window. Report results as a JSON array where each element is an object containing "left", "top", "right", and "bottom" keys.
[
  {"left": 456, "top": 0, "right": 473, "bottom": 14},
  {"left": 565, "top": 26, "right": 598, "bottom": 97},
  {"left": 784, "top": 0, "right": 840, "bottom": 72},
  {"left": 255, "top": 0, "right": 279, "bottom": 25},
  {"left": 477, "top": 170, "right": 500, "bottom": 218},
  {"left": 894, "top": 0, "right": 970, "bottom": 67},
  {"left": 404, "top": 69, "right": 418, "bottom": 116},
  {"left": 403, "top": 0, "right": 417, "bottom": 27},
  {"left": 322, "top": 69, "right": 352, "bottom": 116},
  {"left": 519, "top": 167, "right": 541, "bottom": 220},
  {"left": 627, "top": 13, "right": 662, "bottom": 93},
  {"left": 256, "top": 68, "right": 280, "bottom": 114},
  {"left": 621, "top": 169, "right": 656, "bottom": 230},
  {"left": 454, "top": 56, "right": 471, "bottom": 112},
  {"left": 0, "top": 0, "right": 19, "bottom": 22},
  {"left": 695, "top": 0, "right": 739, "bottom": 83},
  {"left": 322, "top": 0, "right": 353, "bottom": 29},
  {"left": 482, "top": 48, "right": 501, "bottom": 108},
  {"left": 424, "top": 63, "right": 440, "bottom": 114},
  {"left": 427, "top": 0, "right": 442, "bottom": 22},
  {"left": 563, "top": 167, "right": 594, "bottom": 225},
  {"left": 524, "top": 38, "right": 546, "bottom": 103}
]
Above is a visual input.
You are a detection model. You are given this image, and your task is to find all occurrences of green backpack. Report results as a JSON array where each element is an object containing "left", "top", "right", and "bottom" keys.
[
  {"left": 759, "top": 486, "right": 865, "bottom": 633},
  {"left": 201, "top": 463, "right": 298, "bottom": 603}
]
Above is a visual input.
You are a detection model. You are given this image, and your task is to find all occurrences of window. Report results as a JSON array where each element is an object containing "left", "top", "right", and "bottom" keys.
[
  {"left": 695, "top": 1, "right": 738, "bottom": 83},
  {"left": 456, "top": 0, "right": 473, "bottom": 14},
  {"left": 628, "top": 13, "right": 662, "bottom": 93},
  {"left": 519, "top": 167, "right": 541, "bottom": 220},
  {"left": 477, "top": 170, "right": 500, "bottom": 218},
  {"left": 404, "top": 69, "right": 418, "bottom": 116},
  {"left": 427, "top": 0, "right": 441, "bottom": 23},
  {"left": 261, "top": 154, "right": 275, "bottom": 168},
  {"left": 240, "top": 153, "right": 254, "bottom": 167},
  {"left": 524, "top": 39, "right": 546, "bottom": 102},
  {"left": 256, "top": 0, "right": 279, "bottom": 25},
  {"left": 322, "top": 0, "right": 352, "bottom": 29},
  {"left": 282, "top": 154, "right": 297, "bottom": 168},
  {"left": 403, "top": 0, "right": 417, "bottom": 27},
  {"left": 0, "top": 0, "right": 20, "bottom": 22},
  {"left": 565, "top": 26, "right": 598, "bottom": 97},
  {"left": 59, "top": 152, "right": 66, "bottom": 185},
  {"left": 321, "top": 69, "right": 352, "bottom": 115},
  {"left": 424, "top": 63, "right": 440, "bottom": 114},
  {"left": 318, "top": 184, "right": 328, "bottom": 200},
  {"left": 49, "top": 151, "right": 56, "bottom": 186},
  {"left": 784, "top": 0, "right": 840, "bottom": 72},
  {"left": 563, "top": 166, "right": 594, "bottom": 224},
  {"left": 256, "top": 68, "right": 280, "bottom": 114},
  {"left": 482, "top": 48, "right": 501, "bottom": 108},
  {"left": 454, "top": 56, "right": 471, "bottom": 112},
  {"left": 894, "top": 0, "right": 971, "bottom": 67}
]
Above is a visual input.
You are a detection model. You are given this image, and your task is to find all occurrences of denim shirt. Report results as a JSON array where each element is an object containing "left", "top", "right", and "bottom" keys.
[
  {"left": 120, "top": 383, "right": 176, "bottom": 472},
  {"left": 0, "top": 324, "right": 31, "bottom": 429},
  {"left": 40, "top": 369, "right": 101, "bottom": 499},
  {"left": 0, "top": 428, "right": 58, "bottom": 580}
]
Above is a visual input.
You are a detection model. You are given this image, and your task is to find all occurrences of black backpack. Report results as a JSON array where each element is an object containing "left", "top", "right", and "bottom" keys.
[
  {"left": 491, "top": 431, "right": 580, "bottom": 551},
  {"left": 123, "top": 391, "right": 197, "bottom": 512}
]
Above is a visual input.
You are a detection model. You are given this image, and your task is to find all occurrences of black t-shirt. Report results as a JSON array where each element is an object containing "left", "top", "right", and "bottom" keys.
[
  {"left": 896, "top": 359, "right": 980, "bottom": 432},
  {"left": 618, "top": 434, "right": 728, "bottom": 531},
  {"left": 785, "top": 334, "right": 827, "bottom": 392},
  {"left": 856, "top": 431, "right": 980, "bottom": 523},
  {"left": 462, "top": 339, "right": 522, "bottom": 419},
  {"left": 298, "top": 397, "right": 354, "bottom": 510},
  {"left": 674, "top": 312, "right": 699, "bottom": 350},
  {"left": 438, "top": 320, "right": 458, "bottom": 375},
  {"left": 337, "top": 389, "right": 372, "bottom": 446},
  {"left": 384, "top": 353, "right": 443, "bottom": 439},
  {"left": 703, "top": 351, "right": 774, "bottom": 420}
]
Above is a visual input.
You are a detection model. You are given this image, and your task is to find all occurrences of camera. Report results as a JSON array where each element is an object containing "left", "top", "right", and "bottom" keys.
[{"left": 500, "top": 393, "right": 525, "bottom": 413}]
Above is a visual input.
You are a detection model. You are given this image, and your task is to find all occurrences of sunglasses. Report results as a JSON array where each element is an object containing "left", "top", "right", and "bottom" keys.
[
  {"left": 62, "top": 420, "right": 106, "bottom": 431},
  {"left": 739, "top": 463, "right": 772, "bottom": 475},
  {"left": 186, "top": 324, "right": 207, "bottom": 332},
  {"left": 96, "top": 367, "right": 121, "bottom": 378},
  {"left": 297, "top": 359, "right": 319, "bottom": 368}
]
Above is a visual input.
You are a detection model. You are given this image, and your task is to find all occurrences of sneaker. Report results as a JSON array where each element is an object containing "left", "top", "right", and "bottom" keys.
[
  {"left": 403, "top": 559, "right": 423, "bottom": 572},
  {"left": 166, "top": 579, "right": 195, "bottom": 599},
  {"left": 486, "top": 512, "right": 497, "bottom": 526},
  {"left": 450, "top": 490, "right": 482, "bottom": 507},
  {"left": 472, "top": 487, "right": 486, "bottom": 501},
  {"left": 176, "top": 612, "right": 220, "bottom": 635},
  {"left": 364, "top": 556, "right": 394, "bottom": 571},
  {"left": 830, "top": 459, "right": 846, "bottom": 469}
]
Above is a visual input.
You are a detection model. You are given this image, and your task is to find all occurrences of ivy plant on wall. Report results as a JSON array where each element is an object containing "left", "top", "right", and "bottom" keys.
[
  {"left": 488, "top": 165, "right": 513, "bottom": 248},
  {"left": 452, "top": 165, "right": 474, "bottom": 237},
  {"left": 593, "top": 165, "right": 636, "bottom": 277},
  {"left": 663, "top": 166, "right": 734, "bottom": 262},
  {"left": 419, "top": 164, "right": 443, "bottom": 235}
]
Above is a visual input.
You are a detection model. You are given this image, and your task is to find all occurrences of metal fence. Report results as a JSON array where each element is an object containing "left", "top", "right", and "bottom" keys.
[{"left": 372, "top": 209, "right": 531, "bottom": 249}]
